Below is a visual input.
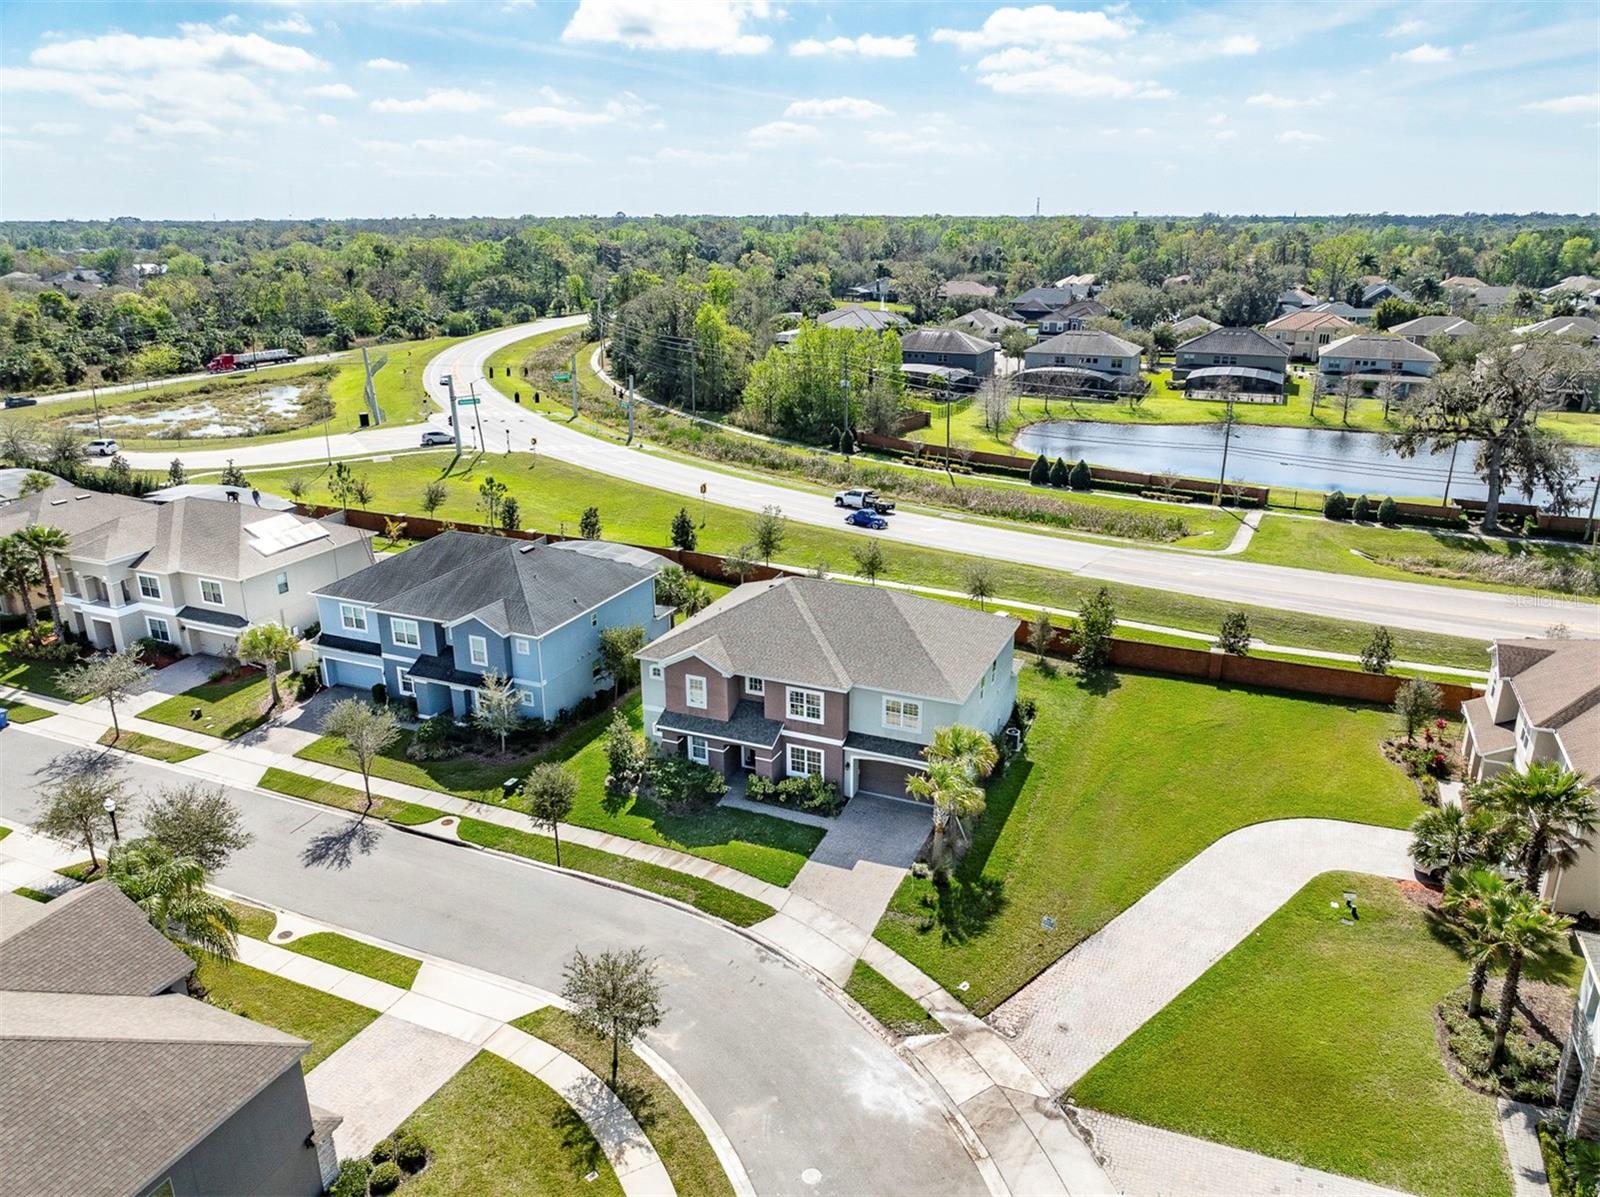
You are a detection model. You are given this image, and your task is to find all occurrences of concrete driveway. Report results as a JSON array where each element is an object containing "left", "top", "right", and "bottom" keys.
[
  {"left": 124, "top": 653, "right": 227, "bottom": 714},
  {"left": 788, "top": 794, "right": 932, "bottom": 934}
]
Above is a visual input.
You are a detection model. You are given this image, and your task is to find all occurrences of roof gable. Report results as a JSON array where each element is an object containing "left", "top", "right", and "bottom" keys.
[{"left": 1175, "top": 327, "right": 1289, "bottom": 359}]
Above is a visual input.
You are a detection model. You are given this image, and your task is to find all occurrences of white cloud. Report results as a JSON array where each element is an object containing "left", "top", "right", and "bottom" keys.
[
  {"left": 1212, "top": 128, "right": 1238, "bottom": 141},
  {"left": 1394, "top": 43, "right": 1452, "bottom": 63},
  {"left": 867, "top": 118, "right": 986, "bottom": 156},
  {"left": 932, "top": 5, "right": 1134, "bottom": 52},
  {"left": 746, "top": 119, "right": 818, "bottom": 146},
  {"left": 976, "top": 57, "right": 1166, "bottom": 98},
  {"left": 32, "top": 25, "right": 323, "bottom": 73},
  {"left": 315, "top": 113, "right": 338, "bottom": 126},
  {"left": 790, "top": 34, "right": 916, "bottom": 58},
  {"left": 135, "top": 113, "right": 222, "bottom": 137},
  {"left": 365, "top": 57, "right": 408, "bottom": 71},
  {"left": 306, "top": 82, "right": 357, "bottom": 99},
  {"left": 1386, "top": 19, "right": 1425, "bottom": 38},
  {"left": 370, "top": 87, "right": 493, "bottom": 113},
  {"left": 264, "top": 13, "right": 314, "bottom": 35},
  {"left": 562, "top": 0, "right": 773, "bottom": 54},
  {"left": 650, "top": 146, "right": 750, "bottom": 164},
  {"left": 29, "top": 120, "right": 79, "bottom": 135},
  {"left": 1276, "top": 129, "right": 1326, "bottom": 144},
  {"left": 1246, "top": 91, "right": 1328, "bottom": 109},
  {"left": 783, "top": 96, "right": 890, "bottom": 120},
  {"left": 1, "top": 63, "right": 289, "bottom": 124},
  {"left": 501, "top": 91, "right": 651, "bottom": 127},
  {"left": 1524, "top": 93, "right": 1600, "bottom": 114},
  {"left": 1213, "top": 34, "right": 1259, "bottom": 55}
]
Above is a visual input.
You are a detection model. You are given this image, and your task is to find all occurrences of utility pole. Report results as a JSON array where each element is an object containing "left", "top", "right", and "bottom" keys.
[
  {"left": 569, "top": 351, "right": 578, "bottom": 420},
  {"left": 1584, "top": 473, "right": 1600, "bottom": 548},
  {"left": 626, "top": 374, "right": 636, "bottom": 444},
  {"left": 1215, "top": 392, "right": 1236, "bottom": 504},
  {"left": 444, "top": 373, "right": 463, "bottom": 456},
  {"left": 468, "top": 382, "right": 486, "bottom": 450},
  {"left": 90, "top": 383, "right": 103, "bottom": 438},
  {"left": 689, "top": 347, "right": 697, "bottom": 416},
  {"left": 1441, "top": 440, "right": 1460, "bottom": 508},
  {"left": 839, "top": 367, "right": 850, "bottom": 455}
]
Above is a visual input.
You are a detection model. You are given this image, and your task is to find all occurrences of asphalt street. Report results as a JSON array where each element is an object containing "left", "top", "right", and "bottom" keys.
[
  {"left": 0, "top": 725, "right": 985, "bottom": 1197},
  {"left": 118, "top": 319, "right": 1600, "bottom": 642}
]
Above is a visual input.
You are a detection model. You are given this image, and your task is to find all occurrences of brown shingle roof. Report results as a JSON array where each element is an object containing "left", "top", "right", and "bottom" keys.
[{"left": 1264, "top": 311, "right": 1354, "bottom": 333}]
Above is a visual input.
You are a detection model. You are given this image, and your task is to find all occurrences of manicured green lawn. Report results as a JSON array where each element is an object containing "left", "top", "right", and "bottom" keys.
[
  {"left": 283, "top": 931, "right": 421, "bottom": 988},
  {"left": 457, "top": 818, "right": 774, "bottom": 927},
  {"left": 874, "top": 669, "right": 1423, "bottom": 1014},
  {"left": 245, "top": 449, "right": 1489, "bottom": 670},
  {"left": 515, "top": 1007, "right": 734, "bottom": 1197},
  {"left": 328, "top": 334, "right": 463, "bottom": 427},
  {"left": 398, "top": 1051, "right": 625, "bottom": 1197},
  {"left": 1, "top": 697, "right": 54, "bottom": 723},
  {"left": 256, "top": 766, "right": 444, "bottom": 825},
  {"left": 142, "top": 672, "right": 275, "bottom": 739},
  {"left": 298, "top": 695, "right": 824, "bottom": 888},
  {"left": 98, "top": 728, "right": 202, "bottom": 762},
  {"left": 1069, "top": 873, "right": 1514, "bottom": 1197},
  {"left": 195, "top": 957, "right": 376, "bottom": 1072},
  {"left": 226, "top": 898, "right": 278, "bottom": 941},
  {"left": 844, "top": 961, "right": 942, "bottom": 1037},
  {"left": 0, "top": 648, "right": 75, "bottom": 700},
  {"left": 0, "top": 826, "right": 11, "bottom": 843}
]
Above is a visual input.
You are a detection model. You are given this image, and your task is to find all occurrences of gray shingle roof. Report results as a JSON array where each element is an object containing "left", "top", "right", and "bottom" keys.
[
  {"left": 939, "top": 280, "right": 998, "bottom": 299},
  {"left": 844, "top": 731, "right": 929, "bottom": 763},
  {"left": 1169, "top": 315, "right": 1220, "bottom": 336},
  {"left": 656, "top": 700, "right": 782, "bottom": 748},
  {"left": 638, "top": 577, "right": 1017, "bottom": 702},
  {"left": 1028, "top": 329, "right": 1142, "bottom": 358},
  {"left": 0, "top": 487, "right": 148, "bottom": 540},
  {"left": 816, "top": 305, "right": 909, "bottom": 332},
  {"left": 950, "top": 308, "right": 1024, "bottom": 338},
  {"left": 316, "top": 632, "right": 381, "bottom": 656},
  {"left": 314, "top": 531, "right": 656, "bottom": 639},
  {"left": 1044, "top": 299, "right": 1108, "bottom": 320},
  {"left": 407, "top": 650, "right": 485, "bottom": 687},
  {"left": 177, "top": 605, "right": 249, "bottom": 630},
  {"left": 1494, "top": 638, "right": 1600, "bottom": 781},
  {"left": 1516, "top": 316, "right": 1600, "bottom": 342},
  {"left": 1175, "top": 326, "right": 1289, "bottom": 360},
  {"left": 1390, "top": 315, "right": 1479, "bottom": 338},
  {"left": 1319, "top": 333, "right": 1441, "bottom": 364},
  {"left": 901, "top": 328, "right": 994, "bottom": 356},
  {"left": 0, "top": 882, "right": 193, "bottom": 997}
]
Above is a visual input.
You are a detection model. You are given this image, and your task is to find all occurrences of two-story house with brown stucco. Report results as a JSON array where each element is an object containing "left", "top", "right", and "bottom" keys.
[{"left": 635, "top": 578, "right": 1019, "bottom": 801}]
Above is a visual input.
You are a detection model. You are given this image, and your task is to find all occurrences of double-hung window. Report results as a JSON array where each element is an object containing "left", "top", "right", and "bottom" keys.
[
  {"left": 339, "top": 603, "right": 367, "bottom": 633},
  {"left": 468, "top": 635, "right": 489, "bottom": 667},
  {"left": 146, "top": 617, "right": 172, "bottom": 644},
  {"left": 786, "top": 744, "right": 824, "bottom": 778},
  {"left": 745, "top": 676, "right": 765, "bottom": 696},
  {"left": 396, "top": 667, "right": 414, "bottom": 697},
  {"left": 688, "top": 736, "right": 709, "bottom": 765},
  {"left": 137, "top": 574, "right": 161, "bottom": 601},
  {"left": 391, "top": 618, "right": 421, "bottom": 649},
  {"left": 787, "top": 687, "right": 823, "bottom": 723},
  {"left": 685, "top": 675, "right": 707, "bottom": 709},
  {"left": 883, "top": 697, "right": 921, "bottom": 732},
  {"left": 199, "top": 578, "right": 224, "bottom": 605},
  {"left": 275, "top": 571, "right": 289, "bottom": 595}
]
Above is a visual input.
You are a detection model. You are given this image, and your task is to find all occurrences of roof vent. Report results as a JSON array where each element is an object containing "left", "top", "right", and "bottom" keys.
[
  {"left": 74, "top": 494, "right": 94, "bottom": 501},
  {"left": 518, "top": 544, "right": 537, "bottom": 554},
  {"left": 49, "top": 498, "right": 68, "bottom": 506}
]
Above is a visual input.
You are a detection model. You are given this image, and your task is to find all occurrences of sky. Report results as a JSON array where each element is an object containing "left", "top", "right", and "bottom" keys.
[{"left": 1, "top": 0, "right": 1596, "bottom": 221}]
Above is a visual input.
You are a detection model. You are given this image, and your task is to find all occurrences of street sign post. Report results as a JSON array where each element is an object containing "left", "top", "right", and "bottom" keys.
[{"left": 552, "top": 372, "right": 571, "bottom": 382}]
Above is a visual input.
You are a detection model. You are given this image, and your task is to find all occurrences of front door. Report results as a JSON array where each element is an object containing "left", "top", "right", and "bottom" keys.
[{"left": 740, "top": 746, "right": 755, "bottom": 771}]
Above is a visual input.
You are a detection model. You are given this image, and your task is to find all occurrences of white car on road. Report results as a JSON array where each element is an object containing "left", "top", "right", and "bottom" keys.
[{"left": 86, "top": 438, "right": 120, "bottom": 456}]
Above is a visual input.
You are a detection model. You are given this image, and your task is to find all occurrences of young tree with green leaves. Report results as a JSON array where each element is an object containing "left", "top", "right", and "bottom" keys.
[
  {"left": 166, "top": 458, "right": 187, "bottom": 486},
  {"left": 1473, "top": 762, "right": 1599, "bottom": 895},
  {"left": 33, "top": 764, "right": 127, "bottom": 874},
  {"left": 1393, "top": 677, "right": 1441, "bottom": 743},
  {"left": 749, "top": 505, "right": 787, "bottom": 565},
  {"left": 109, "top": 838, "right": 241, "bottom": 962},
  {"left": 1442, "top": 868, "right": 1515, "bottom": 1019},
  {"left": 580, "top": 505, "right": 602, "bottom": 539},
  {"left": 1068, "top": 459, "right": 1092, "bottom": 490},
  {"left": 912, "top": 725, "right": 999, "bottom": 868},
  {"left": 604, "top": 708, "right": 647, "bottom": 796},
  {"left": 523, "top": 762, "right": 578, "bottom": 868},
  {"left": 963, "top": 560, "right": 996, "bottom": 611},
  {"left": 1489, "top": 890, "right": 1571, "bottom": 1066},
  {"left": 598, "top": 625, "right": 647, "bottom": 697},
  {"left": 143, "top": 782, "right": 252, "bottom": 872},
  {"left": 236, "top": 622, "right": 300, "bottom": 710},
  {"left": 1074, "top": 587, "right": 1117, "bottom": 670},
  {"left": 851, "top": 538, "right": 889, "bottom": 585},
  {"left": 421, "top": 478, "right": 448, "bottom": 517},
  {"left": 562, "top": 946, "right": 666, "bottom": 1089},
  {"left": 1028, "top": 454, "right": 1049, "bottom": 486},
  {"left": 473, "top": 671, "right": 524, "bottom": 753},
  {"left": 285, "top": 474, "right": 309, "bottom": 504},
  {"left": 220, "top": 460, "right": 248, "bottom": 488},
  {"left": 670, "top": 507, "right": 698, "bottom": 551},
  {"left": 653, "top": 563, "right": 707, "bottom": 618},
  {"left": 15, "top": 523, "right": 69, "bottom": 634},
  {"left": 0, "top": 534, "right": 43, "bottom": 641},
  {"left": 61, "top": 647, "right": 151, "bottom": 738},
  {"left": 1360, "top": 626, "right": 1395, "bottom": 675},
  {"left": 500, "top": 497, "right": 521, "bottom": 531},
  {"left": 723, "top": 542, "right": 759, "bottom": 583},
  {"left": 1410, "top": 805, "right": 1514, "bottom": 879},
  {"left": 477, "top": 475, "right": 508, "bottom": 528},
  {"left": 323, "top": 699, "right": 400, "bottom": 813},
  {"left": 1029, "top": 609, "right": 1054, "bottom": 664},
  {"left": 1216, "top": 610, "right": 1251, "bottom": 656}
]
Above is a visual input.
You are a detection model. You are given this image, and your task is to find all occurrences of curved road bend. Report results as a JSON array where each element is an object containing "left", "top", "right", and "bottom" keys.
[
  {"left": 0, "top": 727, "right": 987, "bottom": 1197},
  {"left": 127, "top": 320, "right": 1599, "bottom": 643}
]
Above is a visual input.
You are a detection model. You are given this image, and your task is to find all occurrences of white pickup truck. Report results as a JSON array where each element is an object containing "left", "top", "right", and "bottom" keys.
[{"left": 833, "top": 488, "right": 895, "bottom": 514}]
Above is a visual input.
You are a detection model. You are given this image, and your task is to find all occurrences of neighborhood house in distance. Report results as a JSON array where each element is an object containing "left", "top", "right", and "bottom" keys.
[
  {"left": 312, "top": 530, "right": 671, "bottom": 721},
  {"left": 637, "top": 577, "right": 1019, "bottom": 800}
]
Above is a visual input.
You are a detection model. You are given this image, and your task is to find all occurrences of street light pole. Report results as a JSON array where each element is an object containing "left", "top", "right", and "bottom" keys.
[
  {"left": 1441, "top": 440, "right": 1461, "bottom": 509},
  {"left": 103, "top": 797, "right": 120, "bottom": 844},
  {"left": 1584, "top": 473, "right": 1600, "bottom": 548},
  {"left": 839, "top": 368, "right": 850, "bottom": 454}
]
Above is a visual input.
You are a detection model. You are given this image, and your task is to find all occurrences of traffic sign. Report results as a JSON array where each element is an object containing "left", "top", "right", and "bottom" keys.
[
  {"left": 457, "top": 397, "right": 479, "bottom": 406},
  {"left": 552, "top": 372, "right": 572, "bottom": 382}
]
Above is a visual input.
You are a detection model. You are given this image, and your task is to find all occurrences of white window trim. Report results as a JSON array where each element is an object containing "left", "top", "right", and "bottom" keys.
[
  {"left": 649, "top": 664, "right": 663, "bottom": 679},
  {"left": 391, "top": 618, "right": 421, "bottom": 649},
  {"left": 137, "top": 573, "right": 161, "bottom": 600},
  {"left": 515, "top": 637, "right": 530, "bottom": 655},
  {"left": 688, "top": 735, "right": 709, "bottom": 764},
  {"left": 339, "top": 603, "right": 368, "bottom": 632},
  {"left": 396, "top": 666, "right": 414, "bottom": 697},
  {"left": 275, "top": 570, "right": 289, "bottom": 595},
  {"left": 685, "top": 674, "right": 707, "bottom": 710},
  {"left": 468, "top": 634, "right": 489, "bottom": 667},
  {"left": 198, "top": 577, "right": 225, "bottom": 607},
  {"left": 145, "top": 616, "right": 172, "bottom": 644},
  {"left": 786, "top": 743, "right": 824, "bottom": 778},
  {"left": 787, "top": 687, "right": 824, "bottom": 724},
  {"left": 883, "top": 696, "right": 922, "bottom": 732},
  {"left": 745, "top": 676, "right": 765, "bottom": 696}
]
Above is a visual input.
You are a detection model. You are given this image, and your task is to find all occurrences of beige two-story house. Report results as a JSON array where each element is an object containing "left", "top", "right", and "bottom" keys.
[
  {"left": 637, "top": 578, "right": 1019, "bottom": 801},
  {"left": 1262, "top": 310, "right": 1353, "bottom": 362},
  {"left": 1461, "top": 637, "right": 1600, "bottom": 918},
  {"left": 52, "top": 497, "right": 372, "bottom": 656}
]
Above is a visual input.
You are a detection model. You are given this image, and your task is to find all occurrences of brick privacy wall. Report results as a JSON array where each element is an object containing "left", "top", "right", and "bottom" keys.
[
  {"left": 853, "top": 431, "right": 1271, "bottom": 505},
  {"left": 1012, "top": 620, "right": 1480, "bottom": 713}
]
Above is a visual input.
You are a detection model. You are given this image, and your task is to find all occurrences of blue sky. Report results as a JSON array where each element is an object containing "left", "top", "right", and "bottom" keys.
[{"left": 2, "top": 1, "right": 1595, "bottom": 220}]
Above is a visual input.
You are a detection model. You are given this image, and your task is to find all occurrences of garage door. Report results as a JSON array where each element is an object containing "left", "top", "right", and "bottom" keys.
[
  {"left": 325, "top": 657, "right": 383, "bottom": 690},
  {"left": 856, "top": 759, "right": 922, "bottom": 800}
]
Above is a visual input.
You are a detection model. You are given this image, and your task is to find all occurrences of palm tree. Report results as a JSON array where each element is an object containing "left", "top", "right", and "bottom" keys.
[
  {"left": 925, "top": 724, "right": 1000, "bottom": 780},
  {"left": 1489, "top": 893, "right": 1572, "bottom": 1067},
  {"left": 236, "top": 622, "right": 301, "bottom": 710},
  {"left": 907, "top": 760, "right": 986, "bottom": 868},
  {"left": 1442, "top": 868, "right": 1517, "bottom": 1017},
  {"left": 108, "top": 838, "right": 240, "bottom": 962},
  {"left": 0, "top": 534, "right": 43, "bottom": 641},
  {"left": 14, "top": 524, "right": 69, "bottom": 638},
  {"left": 1475, "top": 763, "right": 1599, "bottom": 894},
  {"left": 1409, "top": 804, "right": 1516, "bottom": 878}
]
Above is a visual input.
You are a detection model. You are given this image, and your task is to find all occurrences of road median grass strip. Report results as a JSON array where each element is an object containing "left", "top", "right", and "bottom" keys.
[
  {"left": 844, "top": 961, "right": 943, "bottom": 1038},
  {"left": 196, "top": 957, "right": 376, "bottom": 1073},
  {"left": 1, "top": 698, "right": 54, "bottom": 723},
  {"left": 97, "top": 728, "right": 203, "bottom": 763},
  {"left": 282, "top": 931, "right": 421, "bottom": 988},
  {"left": 257, "top": 766, "right": 445, "bottom": 825},
  {"left": 514, "top": 1006, "right": 736, "bottom": 1197},
  {"left": 225, "top": 898, "right": 278, "bottom": 941},
  {"left": 456, "top": 817, "right": 774, "bottom": 927}
]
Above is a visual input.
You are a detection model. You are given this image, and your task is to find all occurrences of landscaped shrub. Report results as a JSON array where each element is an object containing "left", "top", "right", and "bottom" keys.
[
  {"left": 328, "top": 1158, "right": 370, "bottom": 1197},
  {"left": 12, "top": 635, "right": 81, "bottom": 661},
  {"left": 368, "top": 1160, "right": 403, "bottom": 1195},
  {"left": 1048, "top": 456, "right": 1069, "bottom": 488},
  {"left": 1353, "top": 494, "right": 1373, "bottom": 522},
  {"left": 745, "top": 772, "right": 846, "bottom": 816},
  {"left": 1438, "top": 986, "right": 1560, "bottom": 1103},
  {"left": 1377, "top": 496, "right": 1398, "bottom": 526},
  {"left": 369, "top": 1138, "right": 396, "bottom": 1165},
  {"left": 1028, "top": 454, "right": 1049, "bottom": 485},
  {"left": 405, "top": 713, "right": 458, "bottom": 761},
  {"left": 392, "top": 1129, "right": 428, "bottom": 1172},
  {"left": 1323, "top": 490, "right": 1350, "bottom": 520},
  {"left": 645, "top": 757, "right": 728, "bottom": 811},
  {"left": 286, "top": 666, "right": 322, "bottom": 701},
  {"left": 1068, "top": 458, "right": 1092, "bottom": 490}
]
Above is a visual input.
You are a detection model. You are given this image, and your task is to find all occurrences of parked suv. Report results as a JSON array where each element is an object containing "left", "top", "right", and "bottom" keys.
[
  {"left": 3, "top": 395, "right": 37, "bottom": 409},
  {"left": 86, "top": 438, "right": 120, "bottom": 456}
]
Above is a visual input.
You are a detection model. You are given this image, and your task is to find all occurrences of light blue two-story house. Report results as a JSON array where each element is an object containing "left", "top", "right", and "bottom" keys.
[{"left": 311, "top": 532, "right": 671, "bottom": 721}]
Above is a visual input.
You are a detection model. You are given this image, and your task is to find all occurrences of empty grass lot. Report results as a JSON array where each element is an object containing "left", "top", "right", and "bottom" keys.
[
  {"left": 873, "top": 668, "right": 1422, "bottom": 1015},
  {"left": 515, "top": 1007, "right": 735, "bottom": 1197},
  {"left": 245, "top": 450, "right": 1488, "bottom": 670},
  {"left": 142, "top": 672, "right": 275, "bottom": 739},
  {"left": 1070, "top": 873, "right": 1533, "bottom": 1197},
  {"left": 195, "top": 957, "right": 376, "bottom": 1072},
  {"left": 397, "top": 1051, "right": 625, "bottom": 1197},
  {"left": 297, "top": 695, "right": 824, "bottom": 888}
]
